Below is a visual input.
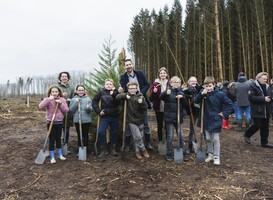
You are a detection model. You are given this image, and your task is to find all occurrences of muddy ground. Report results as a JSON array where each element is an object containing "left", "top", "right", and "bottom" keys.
[{"left": 0, "top": 98, "right": 273, "bottom": 200}]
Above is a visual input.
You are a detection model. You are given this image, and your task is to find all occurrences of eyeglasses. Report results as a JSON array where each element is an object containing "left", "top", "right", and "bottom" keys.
[
  {"left": 77, "top": 90, "right": 85, "bottom": 91},
  {"left": 128, "top": 88, "right": 137, "bottom": 90}
]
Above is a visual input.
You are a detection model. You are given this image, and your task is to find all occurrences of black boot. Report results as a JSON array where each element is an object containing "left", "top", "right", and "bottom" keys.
[
  {"left": 98, "top": 145, "right": 108, "bottom": 158},
  {"left": 111, "top": 145, "right": 119, "bottom": 156},
  {"left": 145, "top": 134, "right": 153, "bottom": 151},
  {"left": 125, "top": 136, "right": 131, "bottom": 152},
  {"left": 188, "top": 143, "right": 194, "bottom": 153}
]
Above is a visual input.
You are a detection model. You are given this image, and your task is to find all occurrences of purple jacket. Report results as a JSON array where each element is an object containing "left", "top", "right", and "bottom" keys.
[{"left": 39, "top": 97, "right": 69, "bottom": 122}]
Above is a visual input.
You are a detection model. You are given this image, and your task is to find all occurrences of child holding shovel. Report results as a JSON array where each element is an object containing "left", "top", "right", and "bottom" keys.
[
  {"left": 194, "top": 76, "right": 233, "bottom": 165},
  {"left": 69, "top": 85, "right": 92, "bottom": 156},
  {"left": 39, "top": 85, "right": 69, "bottom": 164},
  {"left": 116, "top": 82, "right": 150, "bottom": 159},
  {"left": 159, "top": 76, "right": 188, "bottom": 162},
  {"left": 92, "top": 79, "right": 119, "bottom": 157}
]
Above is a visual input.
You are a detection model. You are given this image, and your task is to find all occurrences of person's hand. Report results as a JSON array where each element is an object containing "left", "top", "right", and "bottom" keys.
[
  {"left": 63, "top": 92, "right": 67, "bottom": 97},
  {"left": 110, "top": 90, "right": 114, "bottom": 95},
  {"left": 100, "top": 110, "right": 105, "bottom": 116},
  {"left": 138, "top": 98, "right": 143, "bottom": 104},
  {"left": 76, "top": 98, "right": 81, "bottom": 102},
  {"left": 126, "top": 95, "right": 131, "bottom": 100},
  {"left": 176, "top": 95, "right": 183, "bottom": 99},
  {"left": 49, "top": 95, "right": 54, "bottom": 100},
  {"left": 201, "top": 89, "right": 208, "bottom": 95},
  {"left": 153, "top": 87, "right": 158, "bottom": 93},
  {"left": 265, "top": 96, "right": 271, "bottom": 102},
  {"left": 118, "top": 85, "right": 124, "bottom": 93},
  {"left": 219, "top": 112, "right": 224, "bottom": 118},
  {"left": 167, "top": 89, "right": 171, "bottom": 95},
  {"left": 55, "top": 99, "right": 61, "bottom": 104}
]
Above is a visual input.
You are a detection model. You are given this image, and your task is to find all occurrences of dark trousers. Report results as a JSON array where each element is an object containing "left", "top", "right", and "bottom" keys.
[
  {"left": 48, "top": 123, "right": 63, "bottom": 151},
  {"left": 98, "top": 116, "right": 118, "bottom": 146},
  {"left": 245, "top": 118, "right": 269, "bottom": 145},
  {"left": 155, "top": 111, "right": 165, "bottom": 141},
  {"left": 75, "top": 123, "right": 90, "bottom": 147}
]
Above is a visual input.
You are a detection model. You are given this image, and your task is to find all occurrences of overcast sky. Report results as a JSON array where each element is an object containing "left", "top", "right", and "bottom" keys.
[{"left": 0, "top": 0, "right": 186, "bottom": 84}]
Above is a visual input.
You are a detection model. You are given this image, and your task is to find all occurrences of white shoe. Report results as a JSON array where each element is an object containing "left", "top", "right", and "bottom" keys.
[
  {"left": 213, "top": 156, "right": 220, "bottom": 165},
  {"left": 50, "top": 158, "right": 56, "bottom": 164},
  {"left": 205, "top": 154, "right": 213, "bottom": 163},
  {"left": 59, "top": 155, "right": 66, "bottom": 161}
]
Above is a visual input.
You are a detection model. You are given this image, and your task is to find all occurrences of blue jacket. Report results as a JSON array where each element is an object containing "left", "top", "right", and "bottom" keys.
[
  {"left": 159, "top": 87, "right": 187, "bottom": 123},
  {"left": 69, "top": 95, "right": 92, "bottom": 123},
  {"left": 194, "top": 87, "right": 233, "bottom": 133}
]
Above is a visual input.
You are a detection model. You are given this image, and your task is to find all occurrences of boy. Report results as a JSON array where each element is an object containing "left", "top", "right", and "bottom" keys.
[
  {"left": 116, "top": 82, "right": 150, "bottom": 159},
  {"left": 159, "top": 76, "right": 188, "bottom": 162},
  {"left": 194, "top": 76, "right": 233, "bottom": 165}
]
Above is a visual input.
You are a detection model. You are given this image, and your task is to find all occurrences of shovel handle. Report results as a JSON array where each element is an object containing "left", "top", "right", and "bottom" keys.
[
  {"left": 200, "top": 97, "right": 205, "bottom": 134},
  {"left": 78, "top": 100, "right": 83, "bottom": 148},
  {"left": 187, "top": 97, "right": 197, "bottom": 141},
  {"left": 121, "top": 99, "right": 127, "bottom": 149}
]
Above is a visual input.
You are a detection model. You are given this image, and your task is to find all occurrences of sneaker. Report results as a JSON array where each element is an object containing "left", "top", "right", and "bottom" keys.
[
  {"left": 142, "top": 149, "right": 150, "bottom": 158},
  {"left": 135, "top": 151, "right": 142, "bottom": 159},
  {"left": 244, "top": 134, "right": 251, "bottom": 144},
  {"left": 50, "top": 158, "right": 56, "bottom": 164},
  {"left": 166, "top": 153, "right": 173, "bottom": 162},
  {"left": 205, "top": 154, "right": 214, "bottom": 163},
  {"left": 59, "top": 155, "right": 66, "bottom": 161},
  {"left": 213, "top": 156, "right": 220, "bottom": 165}
]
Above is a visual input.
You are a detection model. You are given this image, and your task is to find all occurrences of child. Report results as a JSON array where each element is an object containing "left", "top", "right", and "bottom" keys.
[
  {"left": 69, "top": 85, "right": 92, "bottom": 156},
  {"left": 194, "top": 76, "right": 233, "bottom": 165},
  {"left": 159, "top": 76, "right": 188, "bottom": 162},
  {"left": 39, "top": 85, "right": 69, "bottom": 164},
  {"left": 92, "top": 79, "right": 119, "bottom": 157},
  {"left": 116, "top": 82, "right": 150, "bottom": 159}
]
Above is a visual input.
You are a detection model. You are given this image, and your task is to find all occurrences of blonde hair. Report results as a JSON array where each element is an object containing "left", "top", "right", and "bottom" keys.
[
  {"left": 105, "top": 78, "right": 114, "bottom": 84},
  {"left": 170, "top": 76, "right": 181, "bottom": 83},
  {"left": 127, "top": 82, "right": 138, "bottom": 88},
  {"left": 256, "top": 72, "right": 268, "bottom": 80}
]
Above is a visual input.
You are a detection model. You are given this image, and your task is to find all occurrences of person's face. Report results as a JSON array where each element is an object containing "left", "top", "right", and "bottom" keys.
[
  {"left": 51, "top": 88, "right": 60, "bottom": 98},
  {"left": 188, "top": 77, "right": 197, "bottom": 87},
  {"left": 105, "top": 81, "right": 114, "bottom": 90},
  {"left": 60, "top": 73, "right": 69, "bottom": 84},
  {"left": 159, "top": 70, "right": 167, "bottom": 80},
  {"left": 258, "top": 75, "right": 268, "bottom": 84},
  {"left": 204, "top": 83, "right": 215, "bottom": 93},
  {"left": 171, "top": 79, "right": 181, "bottom": 89},
  {"left": 76, "top": 86, "right": 85, "bottom": 97},
  {"left": 127, "top": 85, "right": 137, "bottom": 94},
  {"left": 124, "top": 61, "right": 133, "bottom": 73}
]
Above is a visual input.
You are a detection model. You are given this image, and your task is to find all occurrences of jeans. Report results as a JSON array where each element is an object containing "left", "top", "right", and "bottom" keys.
[
  {"left": 98, "top": 115, "right": 119, "bottom": 145},
  {"left": 166, "top": 122, "right": 184, "bottom": 155},
  {"left": 237, "top": 106, "right": 251, "bottom": 120},
  {"left": 125, "top": 111, "right": 150, "bottom": 137},
  {"left": 205, "top": 130, "right": 220, "bottom": 157},
  {"left": 128, "top": 123, "right": 145, "bottom": 152}
]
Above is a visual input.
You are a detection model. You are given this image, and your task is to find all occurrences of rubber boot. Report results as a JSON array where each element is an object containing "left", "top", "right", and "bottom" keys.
[
  {"left": 235, "top": 120, "right": 243, "bottom": 132},
  {"left": 98, "top": 145, "right": 108, "bottom": 158},
  {"left": 50, "top": 150, "right": 56, "bottom": 164},
  {"left": 111, "top": 145, "right": 119, "bottom": 156},
  {"left": 145, "top": 134, "right": 153, "bottom": 151},
  {"left": 125, "top": 136, "right": 131, "bottom": 152},
  {"left": 57, "top": 148, "right": 66, "bottom": 160},
  {"left": 245, "top": 120, "right": 251, "bottom": 129},
  {"left": 222, "top": 119, "right": 231, "bottom": 129}
]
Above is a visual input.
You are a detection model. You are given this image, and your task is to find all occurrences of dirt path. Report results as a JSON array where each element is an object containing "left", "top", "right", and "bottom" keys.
[{"left": 0, "top": 98, "right": 273, "bottom": 199}]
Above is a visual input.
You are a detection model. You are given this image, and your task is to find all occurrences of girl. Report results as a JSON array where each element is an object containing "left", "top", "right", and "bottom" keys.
[
  {"left": 69, "top": 85, "right": 92, "bottom": 156},
  {"left": 39, "top": 85, "right": 69, "bottom": 164}
]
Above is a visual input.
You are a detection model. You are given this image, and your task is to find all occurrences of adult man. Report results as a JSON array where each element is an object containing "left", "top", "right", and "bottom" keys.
[
  {"left": 244, "top": 72, "right": 273, "bottom": 148},
  {"left": 118, "top": 59, "right": 153, "bottom": 150}
]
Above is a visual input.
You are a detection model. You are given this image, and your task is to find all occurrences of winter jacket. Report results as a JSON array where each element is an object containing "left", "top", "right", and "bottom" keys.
[
  {"left": 159, "top": 87, "right": 187, "bottom": 123},
  {"left": 39, "top": 97, "right": 69, "bottom": 122},
  {"left": 92, "top": 88, "right": 119, "bottom": 117},
  {"left": 194, "top": 87, "right": 233, "bottom": 133},
  {"left": 119, "top": 70, "right": 151, "bottom": 109},
  {"left": 116, "top": 92, "right": 147, "bottom": 125},
  {"left": 58, "top": 82, "right": 74, "bottom": 100},
  {"left": 248, "top": 80, "right": 272, "bottom": 118},
  {"left": 183, "top": 85, "right": 202, "bottom": 117},
  {"left": 235, "top": 76, "right": 251, "bottom": 106},
  {"left": 149, "top": 79, "right": 170, "bottom": 111},
  {"left": 69, "top": 95, "right": 92, "bottom": 123}
]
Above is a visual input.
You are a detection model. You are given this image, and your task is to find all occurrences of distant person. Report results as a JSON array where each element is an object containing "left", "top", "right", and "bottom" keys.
[
  {"left": 58, "top": 71, "right": 74, "bottom": 152},
  {"left": 118, "top": 59, "right": 153, "bottom": 151},
  {"left": 92, "top": 79, "right": 119, "bottom": 157},
  {"left": 39, "top": 85, "right": 69, "bottom": 164},
  {"left": 69, "top": 85, "right": 92, "bottom": 156},
  {"left": 149, "top": 67, "right": 170, "bottom": 146},
  {"left": 117, "top": 82, "right": 150, "bottom": 159},
  {"left": 195, "top": 76, "right": 233, "bottom": 165},
  {"left": 220, "top": 80, "right": 233, "bottom": 129},
  {"left": 159, "top": 76, "right": 188, "bottom": 162},
  {"left": 244, "top": 72, "right": 273, "bottom": 148}
]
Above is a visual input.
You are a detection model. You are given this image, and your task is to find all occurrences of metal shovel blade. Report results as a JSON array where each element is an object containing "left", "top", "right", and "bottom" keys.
[
  {"left": 158, "top": 141, "right": 167, "bottom": 155},
  {"left": 196, "top": 148, "right": 206, "bottom": 163},
  {"left": 35, "top": 149, "right": 49, "bottom": 165},
  {"left": 174, "top": 147, "right": 183, "bottom": 164},
  {"left": 78, "top": 146, "right": 87, "bottom": 161},
  {"left": 62, "top": 143, "right": 68, "bottom": 156},
  {"left": 192, "top": 140, "right": 198, "bottom": 154}
]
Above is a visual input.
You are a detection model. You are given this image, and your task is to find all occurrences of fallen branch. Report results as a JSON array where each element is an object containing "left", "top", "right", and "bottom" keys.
[{"left": 243, "top": 189, "right": 259, "bottom": 198}]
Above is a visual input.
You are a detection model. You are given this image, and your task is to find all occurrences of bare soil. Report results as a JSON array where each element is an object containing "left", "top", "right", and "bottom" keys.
[{"left": 0, "top": 98, "right": 273, "bottom": 200}]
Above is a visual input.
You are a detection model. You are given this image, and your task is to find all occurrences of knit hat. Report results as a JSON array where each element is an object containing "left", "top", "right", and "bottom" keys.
[{"left": 238, "top": 72, "right": 246, "bottom": 78}]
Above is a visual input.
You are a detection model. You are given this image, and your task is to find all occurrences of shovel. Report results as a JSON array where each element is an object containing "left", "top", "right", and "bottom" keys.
[
  {"left": 78, "top": 100, "right": 87, "bottom": 161},
  {"left": 35, "top": 102, "right": 59, "bottom": 165},
  {"left": 174, "top": 98, "right": 183, "bottom": 164},
  {"left": 158, "top": 131, "right": 167, "bottom": 156},
  {"left": 121, "top": 99, "right": 127, "bottom": 160},
  {"left": 62, "top": 113, "right": 68, "bottom": 156},
  {"left": 196, "top": 97, "right": 206, "bottom": 163},
  {"left": 93, "top": 100, "right": 101, "bottom": 156},
  {"left": 187, "top": 97, "right": 198, "bottom": 153}
]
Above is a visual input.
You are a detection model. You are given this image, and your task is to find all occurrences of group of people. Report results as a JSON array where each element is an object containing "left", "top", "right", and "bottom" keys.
[{"left": 38, "top": 60, "right": 273, "bottom": 166}]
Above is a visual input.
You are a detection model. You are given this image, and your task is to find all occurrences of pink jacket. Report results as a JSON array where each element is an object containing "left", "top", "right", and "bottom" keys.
[{"left": 39, "top": 97, "right": 69, "bottom": 122}]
